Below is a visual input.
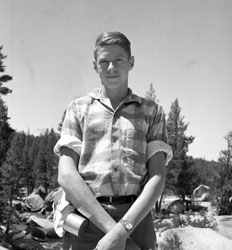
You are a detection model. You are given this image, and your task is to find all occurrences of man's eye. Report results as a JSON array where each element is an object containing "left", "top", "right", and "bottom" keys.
[
  {"left": 100, "top": 60, "right": 109, "bottom": 65},
  {"left": 115, "top": 58, "right": 123, "bottom": 63}
]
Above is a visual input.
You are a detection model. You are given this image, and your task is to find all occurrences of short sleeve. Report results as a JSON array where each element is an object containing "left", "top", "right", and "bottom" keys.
[
  {"left": 146, "top": 103, "right": 173, "bottom": 165},
  {"left": 54, "top": 102, "right": 82, "bottom": 156}
]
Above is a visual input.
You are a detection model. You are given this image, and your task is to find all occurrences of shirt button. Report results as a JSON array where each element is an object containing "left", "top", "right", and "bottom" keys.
[{"left": 112, "top": 137, "right": 117, "bottom": 142}]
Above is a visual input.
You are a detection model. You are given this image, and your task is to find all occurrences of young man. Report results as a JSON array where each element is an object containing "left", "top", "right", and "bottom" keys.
[{"left": 54, "top": 31, "right": 172, "bottom": 250}]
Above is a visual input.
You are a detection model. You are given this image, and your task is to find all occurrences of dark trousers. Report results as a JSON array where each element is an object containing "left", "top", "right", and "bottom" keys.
[{"left": 62, "top": 202, "right": 156, "bottom": 250}]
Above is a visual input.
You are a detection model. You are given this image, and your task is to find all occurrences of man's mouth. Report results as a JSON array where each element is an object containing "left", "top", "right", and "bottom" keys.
[{"left": 107, "top": 75, "right": 119, "bottom": 78}]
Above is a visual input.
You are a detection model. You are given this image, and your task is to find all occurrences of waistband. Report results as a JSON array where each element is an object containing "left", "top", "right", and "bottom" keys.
[{"left": 97, "top": 195, "right": 137, "bottom": 204}]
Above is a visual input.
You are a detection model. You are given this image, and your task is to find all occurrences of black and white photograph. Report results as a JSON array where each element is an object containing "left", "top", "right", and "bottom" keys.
[{"left": 1, "top": 1, "right": 232, "bottom": 249}]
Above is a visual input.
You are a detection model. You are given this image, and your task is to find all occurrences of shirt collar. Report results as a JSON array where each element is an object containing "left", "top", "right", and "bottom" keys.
[{"left": 86, "top": 88, "right": 142, "bottom": 104}]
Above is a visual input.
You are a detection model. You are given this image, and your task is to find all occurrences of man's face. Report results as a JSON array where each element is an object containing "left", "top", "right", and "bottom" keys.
[{"left": 93, "top": 45, "right": 134, "bottom": 91}]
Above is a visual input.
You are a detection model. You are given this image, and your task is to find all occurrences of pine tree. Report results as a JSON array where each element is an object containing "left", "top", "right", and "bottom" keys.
[
  {"left": 166, "top": 99, "right": 194, "bottom": 199},
  {"left": 0, "top": 46, "right": 14, "bottom": 168},
  {"left": 33, "top": 133, "right": 48, "bottom": 190},
  {"left": 218, "top": 131, "right": 232, "bottom": 215},
  {"left": 0, "top": 100, "right": 14, "bottom": 166},
  {"left": 0, "top": 46, "right": 12, "bottom": 96},
  {"left": 0, "top": 46, "right": 14, "bottom": 222},
  {"left": 34, "top": 129, "right": 59, "bottom": 194},
  {"left": 192, "top": 158, "right": 220, "bottom": 191},
  {"left": 0, "top": 132, "right": 26, "bottom": 234},
  {"left": 44, "top": 129, "right": 59, "bottom": 192},
  {"left": 27, "top": 135, "right": 42, "bottom": 193},
  {"left": 145, "top": 83, "right": 159, "bottom": 102},
  {"left": 22, "top": 132, "right": 36, "bottom": 195},
  {"left": 167, "top": 99, "right": 194, "bottom": 158}
]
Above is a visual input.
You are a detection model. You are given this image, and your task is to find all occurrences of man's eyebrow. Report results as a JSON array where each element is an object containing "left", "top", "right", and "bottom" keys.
[
  {"left": 98, "top": 58, "right": 109, "bottom": 62},
  {"left": 111, "top": 55, "right": 125, "bottom": 60},
  {"left": 97, "top": 54, "right": 125, "bottom": 62}
]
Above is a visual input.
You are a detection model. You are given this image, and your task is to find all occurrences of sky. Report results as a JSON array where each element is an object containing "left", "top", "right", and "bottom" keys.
[{"left": 1, "top": 0, "right": 232, "bottom": 161}]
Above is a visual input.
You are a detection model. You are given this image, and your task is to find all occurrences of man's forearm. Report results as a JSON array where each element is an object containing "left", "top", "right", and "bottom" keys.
[
  {"left": 123, "top": 174, "right": 165, "bottom": 227},
  {"left": 58, "top": 148, "right": 117, "bottom": 233},
  {"left": 119, "top": 152, "right": 166, "bottom": 230}
]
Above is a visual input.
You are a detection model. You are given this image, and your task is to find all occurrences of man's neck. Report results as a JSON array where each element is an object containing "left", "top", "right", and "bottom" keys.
[{"left": 102, "top": 87, "right": 128, "bottom": 110}]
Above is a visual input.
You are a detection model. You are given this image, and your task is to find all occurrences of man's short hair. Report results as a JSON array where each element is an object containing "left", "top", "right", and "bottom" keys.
[{"left": 94, "top": 31, "right": 131, "bottom": 60}]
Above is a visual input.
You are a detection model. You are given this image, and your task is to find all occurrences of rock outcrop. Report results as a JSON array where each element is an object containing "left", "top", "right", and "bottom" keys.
[{"left": 157, "top": 227, "right": 232, "bottom": 250}]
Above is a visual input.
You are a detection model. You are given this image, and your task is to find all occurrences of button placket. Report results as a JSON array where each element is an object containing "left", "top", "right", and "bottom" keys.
[{"left": 110, "top": 111, "right": 121, "bottom": 194}]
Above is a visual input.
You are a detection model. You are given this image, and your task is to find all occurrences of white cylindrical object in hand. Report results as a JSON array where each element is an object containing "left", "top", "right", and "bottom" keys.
[{"left": 63, "top": 213, "right": 88, "bottom": 236}]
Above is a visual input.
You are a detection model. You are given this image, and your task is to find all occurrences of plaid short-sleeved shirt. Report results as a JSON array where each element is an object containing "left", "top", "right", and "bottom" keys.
[{"left": 54, "top": 88, "right": 172, "bottom": 197}]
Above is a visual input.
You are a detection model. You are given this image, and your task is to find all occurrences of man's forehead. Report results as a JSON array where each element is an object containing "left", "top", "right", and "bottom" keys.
[{"left": 96, "top": 45, "right": 128, "bottom": 59}]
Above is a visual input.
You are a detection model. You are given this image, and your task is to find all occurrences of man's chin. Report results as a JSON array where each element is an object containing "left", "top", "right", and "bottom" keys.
[
  {"left": 103, "top": 78, "right": 120, "bottom": 86},
  {"left": 102, "top": 81, "right": 120, "bottom": 90}
]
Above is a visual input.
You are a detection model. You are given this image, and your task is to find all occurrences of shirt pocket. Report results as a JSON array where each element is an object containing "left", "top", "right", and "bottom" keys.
[{"left": 123, "top": 128, "right": 146, "bottom": 163}]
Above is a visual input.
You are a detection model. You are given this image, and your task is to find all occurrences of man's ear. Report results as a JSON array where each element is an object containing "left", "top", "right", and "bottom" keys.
[
  {"left": 93, "top": 60, "right": 98, "bottom": 73},
  {"left": 129, "top": 56, "right": 134, "bottom": 70}
]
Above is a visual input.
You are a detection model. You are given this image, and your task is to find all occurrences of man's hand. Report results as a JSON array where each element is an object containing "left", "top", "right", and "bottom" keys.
[
  {"left": 94, "top": 232, "right": 126, "bottom": 250},
  {"left": 94, "top": 223, "right": 140, "bottom": 250}
]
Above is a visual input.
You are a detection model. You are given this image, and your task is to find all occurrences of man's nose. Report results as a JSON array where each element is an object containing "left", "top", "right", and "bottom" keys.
[{"left": 107, "top": 61, "right": 115, "bottom": 70}]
